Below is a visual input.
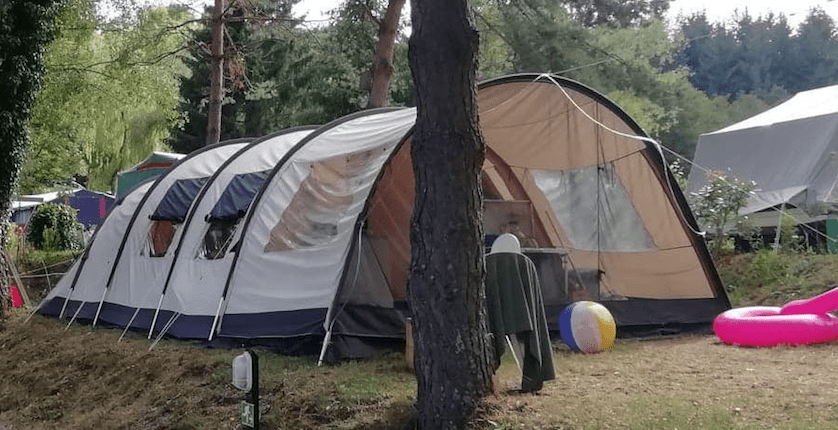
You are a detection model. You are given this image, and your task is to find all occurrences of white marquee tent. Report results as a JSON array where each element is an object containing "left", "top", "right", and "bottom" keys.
[{"left": 688, "top": 84, "right": 838, "bottom": 224}]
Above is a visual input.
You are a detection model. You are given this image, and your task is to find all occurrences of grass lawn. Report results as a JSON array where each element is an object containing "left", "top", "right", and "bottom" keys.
[{"left": 2, "top": 250, "right": 838, "bottom": 429}]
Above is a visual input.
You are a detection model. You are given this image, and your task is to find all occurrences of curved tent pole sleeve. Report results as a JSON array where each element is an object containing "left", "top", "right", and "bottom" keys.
[
  {"left": 91, "top": 198, "right": 154, "bottom": 329},
  {"left": 49, "top": 202, "right": 112, "bottom": 320},
  {"left": 316, "top": 130, "right": 413, "bottom": 365},
  {"left": 52, "top": 190, "right": 136, "bottom": 325},
  {"left": 90, "top": 183, "right": 172, "bottom": 328}
]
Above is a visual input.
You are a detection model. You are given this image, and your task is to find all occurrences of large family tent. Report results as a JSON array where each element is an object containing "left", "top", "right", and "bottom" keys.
[
  {"left": 38, "top": 74, "right": 729, "bottom": 361},
  {"left": 688, "top": 84, "right": 838, "bottom": 227}
]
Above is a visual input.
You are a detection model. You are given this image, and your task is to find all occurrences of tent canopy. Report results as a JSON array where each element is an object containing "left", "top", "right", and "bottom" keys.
[
  {"left": 688, "top": 84, "right": 838, "bottom": 217},
  {"left": 39, "top": 74, "right": 728, "bottom": 361}
]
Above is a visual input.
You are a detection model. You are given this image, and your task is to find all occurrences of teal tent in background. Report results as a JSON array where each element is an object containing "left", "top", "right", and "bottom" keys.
[{"left": 114, "top": 152, "right": 185, "bottom": 200}]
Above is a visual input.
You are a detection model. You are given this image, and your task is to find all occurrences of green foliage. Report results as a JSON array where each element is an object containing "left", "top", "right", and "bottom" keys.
[
  {"left": 0, "top": 0, "right": 62, "bottom": 233},
  {"left": 668, "top": 160, "right": 688, "bottom": 190},
  {"left": 170, "top": 0, "right": 413, "bottom": 152},
  {"left": 777, "top": 212, "right": 802, "bottom": 253},
  {"left": 473, "top": 3, "right": 733, "bottom": 158},
  {"left": 21, "top": 0, "right": 190, "bottom": 192},
  {"left": 472, "top": 2, "right": 831, "bottom": 160},
  {"left": 27, "top": 203, "right": 83, "bottom": 251},
  {"left": 689, "top": 172, "right": 755, "bottom": 256}
]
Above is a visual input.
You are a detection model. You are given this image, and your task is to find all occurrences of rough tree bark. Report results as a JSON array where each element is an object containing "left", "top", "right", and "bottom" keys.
[
  {"left": 206, "top": 0, "right": 225, "bottom": 146},
  {"left": 366, "top": 0, "right": 405, "bottom": 108},
  {"left": 407, "top": 0, "right": 494, "bottom": 428}
]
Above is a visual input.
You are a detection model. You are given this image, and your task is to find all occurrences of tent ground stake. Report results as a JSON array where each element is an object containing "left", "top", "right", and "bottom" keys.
[
  {"left": 208, "top": 297, "right": 224, "bottom": 341},
  {"left": 65, "top": 302, "right": 85, "bottom": 330},
  {"left": 148, "top": 294, "right": 165, "bottom": 340},
  {"left": 119, "top": 308, "right": 142, "bottom": 342},
  {"left": 317, "top": 329, "right": 333, "bottom": 366}
]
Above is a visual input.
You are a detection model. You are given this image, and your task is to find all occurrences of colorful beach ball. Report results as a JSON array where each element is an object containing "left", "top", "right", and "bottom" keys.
[{"left": 559, "top": 301, "right": 616, "bottom": 353}]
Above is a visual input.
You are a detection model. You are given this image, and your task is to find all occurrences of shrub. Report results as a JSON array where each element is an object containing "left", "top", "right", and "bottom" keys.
[
  {"left": 27, "top": 203, "right": 83, "bottom": 251},
  {"left": 689, "top": 171, "right": 756, "bottom": 256}
]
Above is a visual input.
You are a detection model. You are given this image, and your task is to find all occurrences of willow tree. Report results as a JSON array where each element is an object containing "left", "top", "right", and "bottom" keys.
[{"left": 407, "top": 0, "right": 494, "bottom": 428}]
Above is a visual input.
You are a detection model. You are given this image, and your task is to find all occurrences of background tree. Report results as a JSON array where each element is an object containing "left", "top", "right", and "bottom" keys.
[
  {"left": 170, "top": 0, "right": 412, "bottom": 152},
  {"left": 408, "top": 0, "right": 493, "bottom": 428},
  {"left": 0, "top": 0, "right": 62, "bottom": 318},
  {"left": 674, "top": 9, "right": 838, "bottom": 98},
  {"left": 206, "top": 0, "right": 225, "bottom": 145},
  {"left": 27, "top": 203, "right": 84, "bottom": 251},
  {"left": 563, "top": 0, "right": 670, "bottom": 28},
  {"left": 787, "top": 9, "right": 838, "bottom": 93},
  {"left": 363, "top": 0, "right": 407, "bottom": 108},
  {"left": 21, "top": 0, "right": 190, "bottom": 192},
  {"left": 171, "top": 0, "right": 304, "bottom": 152}
]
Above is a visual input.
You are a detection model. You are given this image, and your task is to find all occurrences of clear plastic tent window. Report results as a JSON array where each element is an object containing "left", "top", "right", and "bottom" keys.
[
  {"left": 531, "top": 164, "right": 655, "bottom": 252},
  {"left": 264, "top": 148, "right": 381, "bottom": 252}
]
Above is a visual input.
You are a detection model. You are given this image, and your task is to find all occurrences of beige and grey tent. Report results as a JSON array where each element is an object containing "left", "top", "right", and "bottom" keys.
[{"left": 39, "top": 74, "right": 729, "bottom": 360}]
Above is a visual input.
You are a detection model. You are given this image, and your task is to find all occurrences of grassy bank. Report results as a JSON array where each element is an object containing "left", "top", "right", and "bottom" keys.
[{"left": 717, "top": 250, "right": 838, "bottom": 307}]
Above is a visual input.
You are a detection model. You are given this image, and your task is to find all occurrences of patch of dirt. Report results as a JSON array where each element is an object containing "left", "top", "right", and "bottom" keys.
[
  {"left": 0, "top": 313, "right": 414, "bottom": 430},
  {"left": 5, "top": 309, "right": 838, "bottom": 430}
]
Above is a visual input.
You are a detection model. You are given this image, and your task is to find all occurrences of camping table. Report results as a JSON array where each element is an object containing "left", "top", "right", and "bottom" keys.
[{"left": 522, "top": 247, "right": 570, "bottom": 299}]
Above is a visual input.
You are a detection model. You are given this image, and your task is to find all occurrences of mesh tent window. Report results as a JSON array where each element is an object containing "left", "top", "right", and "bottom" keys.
[
  {"left": 147, "top": 220, "right": 178, "bottom": 257},
  {"left": 199, "top": 171, "right": 270, "bottom": 259}
]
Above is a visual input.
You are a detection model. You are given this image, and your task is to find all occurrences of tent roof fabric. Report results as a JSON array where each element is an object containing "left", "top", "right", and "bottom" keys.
[
  {"left": 711, "top": 84, "right": 838, "bottom": 134},
  {"left": 688, "top": 84, "right": 838, "bottom": 216},
  {"left": 126, "top": 151, "right": 186, "bottom": 172},
  {"left": 115, "top": 152, "right": 189, "bottom": 200},
  {"left": 38, "top": 74, "right": 728, "bottom": 361}
]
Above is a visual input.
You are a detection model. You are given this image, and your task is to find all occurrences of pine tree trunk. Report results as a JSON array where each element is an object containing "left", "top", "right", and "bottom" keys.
[
  {"left": 366, "top": 0, "right": 405, "bottom": 108},
  {"left": 407, "top": 0, "right": 494, "bottom": 428},
  {"left": 206, "top": 0, "right": 224, "bottom": 146}
]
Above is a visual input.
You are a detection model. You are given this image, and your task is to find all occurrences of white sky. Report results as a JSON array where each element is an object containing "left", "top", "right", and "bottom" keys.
[
  {"left": 292, "top": 0, "right": 336, "bottom": 22},
  {"left": 156, "top": 0, "right": 838, "bottom": 29},
  {"left": 667, "top": 0, "right": 838, "bottom": 28},
  {"left": 292, "top": 0, "right": 838, "bottom": 28}
]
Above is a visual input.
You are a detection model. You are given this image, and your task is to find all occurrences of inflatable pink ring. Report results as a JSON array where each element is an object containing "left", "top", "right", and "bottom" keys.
[{"left": 714, "top": 286, "right": 838, "bottom": 347}]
